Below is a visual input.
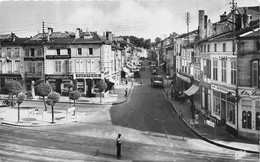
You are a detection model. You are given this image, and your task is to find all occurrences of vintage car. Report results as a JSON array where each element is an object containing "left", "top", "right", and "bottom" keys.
[{"left": 151, "top": 75, "right": 164, "bottom": 87}]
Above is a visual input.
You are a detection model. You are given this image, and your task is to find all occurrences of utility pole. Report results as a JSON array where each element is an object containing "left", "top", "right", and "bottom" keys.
[
  {"left": 186, "top": 12, "right": 190, "bottom": 43},
  {"left": 42, "top": 20, "right": 46, "bottom": 40}
]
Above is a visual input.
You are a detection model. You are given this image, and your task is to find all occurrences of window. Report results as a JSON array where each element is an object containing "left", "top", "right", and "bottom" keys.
[
  {"left": 14, "top": 48, "right": 20, "bottom": 57},
  {"left": 221, "top": 60, "right": 227, "bottom": 82},
  {"left": 69, "top": 61, "right": 72, "bottom": 73},
  {"left": 75, "top": 60, "right": 84, "bottom": 72},
  {"left": 257, "top": 41, "right": 260, "bottom": 51},
  {"left": 0, "top": 60, "right": 2, "bottom": 72},
  {"left": 242, "top": 100, "right": 252, "bottom": 129},
  {"left": 55, "top": 61, "right": 62, "bottom": 72},
  {"left": 67, "top": 48, "right": 71, "bottom": 55},
  {"left": 0, "top": 48, "right": 1, "bottom": 57},
  {"left": 214, "top": 43, "right": 217, "bottom": 52},
  {"left": 238, "top": 42, "right": 245, "bottom": 52},
  {"left": 30, "top": 48, "right": 35, "bottom": 57},
  {"left": 56, "top": 49, "right": 60, "bottom": 55},
  {"left": 200, "top": 45, "right": 203, "bottom": 52},
  {"left": 204, "top": 45, "right": 206, "bottom": 52},
  {"left": 28, "top": 62, "right": 36, "bottom": 73},
  {"left": 213, "top": 59, "right": 218, "bottom": 80},
  {"left": 255, "top": 101, "right": 260, "bottom": 130},
  {"left": 7, "top": 48, "right": 11, "bottom": 57},
  {"left": 14, "top": 61, "right": 20, "bottom": 73},
  {"left": 207, "top": 44, "right": 210, "bottom": 52},
  {"left": 231, "top": 60, "right": 237, "bottom": 85},
  {"left": 78, "top": 48, "right": 82, "bottom": 55},
  {"left": 252, "top": 60, "right": 259, "bottom": 87},
  {"left": 7, "top": 61, "right": 12, "bottom": 73},
  {"left": 36, "top": 48, "right": 43, "bottom": 57},
  {"left": 223, "top": 43, "right": 226, "bottom": 52},
  {"left": 89, "top": 48, "right": 93, "bottom": 55}
]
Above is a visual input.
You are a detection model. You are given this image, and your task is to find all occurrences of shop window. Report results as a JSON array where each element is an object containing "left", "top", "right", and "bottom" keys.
[
  {"left": 242, "top": 100, "right": 252, "bottom": 129},
  {"left": 231, "top": 60, "right": 237, "bottom": 85},
  {"left": 227, "top": 101, "right": 235, "bottom": 124},
  {"left": 221, "top": 60, "right": 227, "bottom": 82},
  {"left": 256, "top": 101, "right": 260, "bottom": 130},
  {"left": 213, "top": 91, "right": 221, "bottom": 116},
  {"left": 213, "top": 59, "right": 218, "bottom": 81}
]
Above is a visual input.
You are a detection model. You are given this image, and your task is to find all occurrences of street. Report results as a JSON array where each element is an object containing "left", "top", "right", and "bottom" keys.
[{"left": 0, "top": 66, "right": 258, "bottom": 161}]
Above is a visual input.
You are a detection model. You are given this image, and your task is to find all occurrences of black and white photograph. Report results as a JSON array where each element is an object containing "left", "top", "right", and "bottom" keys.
[{"left": 0, "top": 0, "right": 259, "bottom": 161}]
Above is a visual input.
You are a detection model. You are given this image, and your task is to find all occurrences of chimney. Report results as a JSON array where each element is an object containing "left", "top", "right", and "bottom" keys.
[
  {"left": 220, "top": 11, "right": 227, "bottom": 22},
  {"left": 106, "top": 31, "right": 112, "bottom": 42},
  {"left": 75, "top": 28, "right": 81, "bottom": 39},
  {"left": 11, "top": 33, "right": 15, "bottom": 42},
  {"left": 47, "top": 27, "right": 53, "bottom": 42},
  {"left": 198, "top": 10, "right": 205, "bottom": 39}
]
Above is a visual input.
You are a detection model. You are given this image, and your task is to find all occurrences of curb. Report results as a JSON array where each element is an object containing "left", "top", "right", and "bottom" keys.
[{"left": 163, "top": 88, "right": 259, "bottom": 154}]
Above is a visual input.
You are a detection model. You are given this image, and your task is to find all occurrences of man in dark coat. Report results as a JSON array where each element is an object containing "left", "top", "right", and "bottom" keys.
[{"left": 116, "top": 134, "right": 122, "bottom": 159}]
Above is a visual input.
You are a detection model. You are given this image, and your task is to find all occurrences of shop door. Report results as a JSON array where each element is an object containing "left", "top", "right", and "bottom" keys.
[
  {"left": 221, "top": 96, "right": 226, "bottom": 125},
  {"left": 56, "top": 79, "right": 62, "bottom": 94}
]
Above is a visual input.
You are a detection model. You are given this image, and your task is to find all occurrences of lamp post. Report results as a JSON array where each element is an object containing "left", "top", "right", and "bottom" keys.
[{"left": 166, "top": 75, "right": 169, "bottom": 88}]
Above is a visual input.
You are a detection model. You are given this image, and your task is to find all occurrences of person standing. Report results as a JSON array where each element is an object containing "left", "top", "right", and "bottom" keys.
[
  {"left": 116, "top": 134, "right": 122, "bottom": 159},
  {"left": 190, "top": 103, "right": 196, "bottom": 121}
]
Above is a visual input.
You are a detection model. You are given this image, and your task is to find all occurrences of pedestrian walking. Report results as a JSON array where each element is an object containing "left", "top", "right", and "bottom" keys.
[
  {"left": 194, "top": 113, "right": 199, "bottom": 127},
  {"left": 116, "top": 134, "right": 122, "bottom": 159},
  {"left": 124, "top": 88, "right": 128, "bottom": 97},
  {"left": 140, "top": 78, "right": 143, "bottom": 85}
]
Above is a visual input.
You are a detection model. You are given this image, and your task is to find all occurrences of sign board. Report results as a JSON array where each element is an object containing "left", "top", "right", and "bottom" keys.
[
  {"left": 177, "top": 73, "right": 191, "bottom": 83},
  {"left": 46, "top": 55, "right": 71, "bottom": 59},
  {"left": 45, "top": 75, "right": 73, "bottom": 80},
  {"left": 239, "top": 89, "right": 260, "bottom": 97},
  {"left": 76, "top": 74, "right": 101, "bottom": 78},
  {"left": 211, "top": 84, "right": 235, "bottom": 95}
]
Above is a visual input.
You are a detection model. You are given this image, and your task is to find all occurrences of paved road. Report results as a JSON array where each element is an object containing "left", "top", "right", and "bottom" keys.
[{"left": 110, "top": 66, "right": 197, "bottom": 138}]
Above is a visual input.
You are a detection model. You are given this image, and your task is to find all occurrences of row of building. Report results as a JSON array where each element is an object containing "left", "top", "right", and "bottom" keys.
[
  {"left": 0, "top": 28, "right": 146, "bottom": 97},
  {"left": 149, "top": 6, "right": 260, "bottom": 140}
]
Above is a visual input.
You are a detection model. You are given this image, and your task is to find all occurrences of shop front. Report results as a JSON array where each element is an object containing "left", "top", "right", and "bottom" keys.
[
  {"left": 75, "top": 73, "right": 101, "bottom": 97},
  {"left": 24, "top": 73, "right": 43, "bottom": 91},
  {"left": 200, "top": 81, "right": 211, "bottom": 115},
  {"left": 211, "top": 84, "right": 237, "bottom": 135},
  {"left": 45, "top": 74, "right": 73, "bottom": 94},
  {"left": 238, "top": 88, "right": 260, "bottom": 140}
]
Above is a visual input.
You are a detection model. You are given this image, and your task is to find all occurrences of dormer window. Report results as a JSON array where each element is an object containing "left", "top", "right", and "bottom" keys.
[
  {"left": 89, "top": 48, "right": 93, "bottom": 55},
  {"left": 223, "top": 43, "right": 226, "bottom": 52},
  {"left": 78, "top": 48, "right": 82, "bottom": 55},
  {"left": 56, "top": 49, "right": 60, "bottom": 56}
]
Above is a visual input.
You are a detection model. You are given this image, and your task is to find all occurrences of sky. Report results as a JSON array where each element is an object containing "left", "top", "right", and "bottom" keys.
[{"left": 0, "top": 0, "right": 259, "bottom": 41}]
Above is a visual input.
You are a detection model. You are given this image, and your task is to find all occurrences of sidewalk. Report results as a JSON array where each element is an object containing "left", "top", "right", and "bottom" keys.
[
  {"left": 0, "top": 83, "right": 131, "bottom": 127},
  {"left": 158, "top": 68, "right": 259, "bottom": 154}
]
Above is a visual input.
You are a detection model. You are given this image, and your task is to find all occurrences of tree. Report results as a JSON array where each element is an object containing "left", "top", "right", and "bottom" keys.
[
  {"left": 69, "top": 91, "right": 81, "bottom": 107},
  {"left": 5, "top": 81, "right": 22, "bottom": 108},
  {"left": 17, "top": 93, "right": 26, "bottom": 123},
  {"left": 95, "top": 79, "right": 108, "bottom": 103},
  {"left": 46, "top": 92, "right": 60, "bottom": 123},
  {"left": 35, "top": 83, "right": 52, "bottom": 111}
]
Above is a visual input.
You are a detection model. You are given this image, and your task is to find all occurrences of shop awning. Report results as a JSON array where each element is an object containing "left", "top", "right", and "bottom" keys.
[{"left": 184, "top": 84, "right": 199, "bottom": 96}]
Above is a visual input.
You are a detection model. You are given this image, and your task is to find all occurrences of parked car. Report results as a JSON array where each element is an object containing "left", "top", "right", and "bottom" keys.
[{"left": 151, "top": 75, "right": 164, "bottom": 87}]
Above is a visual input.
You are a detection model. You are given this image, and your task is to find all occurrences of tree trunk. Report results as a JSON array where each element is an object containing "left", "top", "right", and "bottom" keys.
[
  {"left": 51, "top": 105, "right": 54, "bottom": 123},
  {"left": 100, "top": 91, "right": 102, "bottom": 103},
  {"left": 43, "top": 96, "right": 47, "bottom": 111},
  {"left": 18, "top": 104, "right": 20, "bottom": 123}
]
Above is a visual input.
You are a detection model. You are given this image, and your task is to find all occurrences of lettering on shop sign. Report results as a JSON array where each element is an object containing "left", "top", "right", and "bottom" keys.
[
  {"left": 46, "top": 55, "right": 71, "bottom": 59},
  {"left": 240, "top": 90, "right": 260, "bottom": 97},
  {"left": 45, "top": 75, "right": 73, "bottom": 80},
  {"left": 49, "top": 45, "right": 67, "bottom": 49},
  {"left": 76, "top": 74, "right": 101, "bottom": 78}
]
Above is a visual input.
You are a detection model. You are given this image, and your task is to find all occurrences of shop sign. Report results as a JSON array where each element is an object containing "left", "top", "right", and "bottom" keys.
[
  {"left": 46, "top": 55, "right": 71, "bottom": 59},
  {"left": 76, "top": 74, "right": 101, "bottom": 78},
  {"left": 239, "top": 89, "right": 260, "bottom": 97},
  {"left": 177, "top": 73, "right": 191, "bottom": 83},
  {"left": 49, "top": 45, "right": 68, "bottom": 49},
  {"left": 211, "top": 85, "right": 235, "bottom": 94},
  {"left": 45, "top": 75, "right": 73, "bottom": 80}
]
